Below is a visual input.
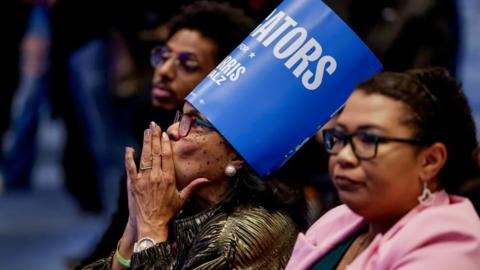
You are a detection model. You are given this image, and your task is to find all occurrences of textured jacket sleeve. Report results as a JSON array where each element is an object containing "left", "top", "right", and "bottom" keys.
[{"left": 182, "top": 207, "right": 298, "bottom": 270}]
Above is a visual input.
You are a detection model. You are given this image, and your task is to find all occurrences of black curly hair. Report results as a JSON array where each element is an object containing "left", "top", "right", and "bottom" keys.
[
  {"left": 167, "top": 1, "right": 256, "bottom": 63},
  {"left": 357, "top": 67, "right": 478, "bottom": 193}
]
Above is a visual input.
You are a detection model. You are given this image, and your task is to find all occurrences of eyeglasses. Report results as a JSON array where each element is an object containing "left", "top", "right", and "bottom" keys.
[
  {"left": 150, "top": 45, "right": 200, "bottom": 73},
  {"left": 174, "top": 110, "right": 215, "bottom": 138},
  {"left": 322, "top": 128, "right": 427, "bottom": 160}
]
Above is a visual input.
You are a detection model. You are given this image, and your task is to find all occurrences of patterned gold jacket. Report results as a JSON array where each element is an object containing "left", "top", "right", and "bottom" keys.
[{"left": 84, "top": 203, "right": 298, "bottom": 270}]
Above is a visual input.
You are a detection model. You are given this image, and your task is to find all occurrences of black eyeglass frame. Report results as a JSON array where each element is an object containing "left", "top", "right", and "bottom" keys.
[{"left": 322, "top": 128, "right": 428, "bottom": 160}]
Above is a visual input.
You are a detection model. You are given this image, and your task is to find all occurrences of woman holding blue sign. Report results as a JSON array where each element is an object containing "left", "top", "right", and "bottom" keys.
[{"left": 286, "top": 67, "right": 480, "bottom": 270}]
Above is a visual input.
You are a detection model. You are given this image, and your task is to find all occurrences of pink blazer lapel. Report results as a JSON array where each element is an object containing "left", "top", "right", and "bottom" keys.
[{"left": 287, "top": 205, "right": 366, "bottom": 270}]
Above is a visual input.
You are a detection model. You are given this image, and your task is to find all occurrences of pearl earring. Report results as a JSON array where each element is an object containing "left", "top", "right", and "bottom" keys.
[{"left": 224, "top": 164, "right": 237, "bottom": 177}]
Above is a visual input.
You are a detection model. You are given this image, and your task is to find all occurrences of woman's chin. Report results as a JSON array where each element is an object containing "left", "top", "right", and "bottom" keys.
[{"left": 338, "top": 191, "right": 369, "bottom": 215}]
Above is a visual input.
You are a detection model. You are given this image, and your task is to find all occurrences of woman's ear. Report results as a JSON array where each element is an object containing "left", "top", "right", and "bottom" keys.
[
  {"left": 420, "top": 142, "right": 447, "bottom": 182},
  {"left": 224, "top": 155, "right": 245, "bottom": 178},
  {"left": 230, "top": 154, "right": 245, "bottom": 170}
]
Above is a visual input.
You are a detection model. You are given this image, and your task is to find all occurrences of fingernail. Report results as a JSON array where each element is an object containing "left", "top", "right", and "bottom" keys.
[
  {"left": 162, "top": 132, "right": 168, "bottom": 140},
  {"left": 150, "top": 121, "right": 156, "bottom": 129},
  {"left": 144, "top": 129, "right": 151, "bottom": 138}
]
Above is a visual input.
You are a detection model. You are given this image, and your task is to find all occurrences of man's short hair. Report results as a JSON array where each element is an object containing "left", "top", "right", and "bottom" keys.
[{"left": 167, "top": 1, "right": 256, "bottom": 62}]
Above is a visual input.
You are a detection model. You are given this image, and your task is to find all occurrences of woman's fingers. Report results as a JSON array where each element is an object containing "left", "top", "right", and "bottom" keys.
[
  {"left": 139, "top": 126, "right": 153, "bottom": 173},
  {"left": 125, "top": 147, "right": 137, "bottom": 179},
  {"left": 151, "top": 122, "right": 162, "bottom": 176},
  {"left": 125, "top": 148, "right": 139, "bottom": 229},
  {"left": 161, "top": 131, "right": 175, "bottom": 179}
]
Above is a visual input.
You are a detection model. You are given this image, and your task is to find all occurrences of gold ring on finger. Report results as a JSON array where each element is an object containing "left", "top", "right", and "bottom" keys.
[{"left": 140, "top": 164, "right": 153, "bottom": 171}]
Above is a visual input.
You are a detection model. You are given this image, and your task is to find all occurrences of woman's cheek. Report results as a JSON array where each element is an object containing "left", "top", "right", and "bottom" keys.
[{"left": 173, "top": 139, "right": 202, "bottom": 159}]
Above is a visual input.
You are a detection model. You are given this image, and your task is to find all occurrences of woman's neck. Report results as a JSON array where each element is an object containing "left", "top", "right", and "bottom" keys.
[
  {"left": 191, "top": 179, "right": 233, "bottom": 210},
  {"left": 368, "top": 215, "right": 402, "bottom": 236},
  {"left": 368, "top": 195, "right": 424, "bottom": 235}
]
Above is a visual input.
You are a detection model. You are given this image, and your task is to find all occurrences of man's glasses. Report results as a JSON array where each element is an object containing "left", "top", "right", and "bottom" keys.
[
  {"left": 322, "top": 128, "right": 427, "bottom": 160},
  {"left": 150, "top": 45, "right": 200, "bottom": 73},
  {"left": 174, "top": 111, "right": 215, "bottom": 138}
]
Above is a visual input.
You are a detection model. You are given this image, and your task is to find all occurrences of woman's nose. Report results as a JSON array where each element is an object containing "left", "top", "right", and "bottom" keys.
[
  {"left": 335, "top": 142, "right": 359, "bottom": 167},
  {"left": 167, "top": 122, "right": 180, "bottom": 141}
]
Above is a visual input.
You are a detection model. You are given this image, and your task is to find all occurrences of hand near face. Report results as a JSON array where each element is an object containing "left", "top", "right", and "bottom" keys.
[{"left": 125, "top": 122, "right": 209, "bottom": 241}]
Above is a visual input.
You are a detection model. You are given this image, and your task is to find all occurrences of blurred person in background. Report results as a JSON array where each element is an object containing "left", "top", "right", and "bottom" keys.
[
  {"left": 326, "top": 0, "right": 460, "bottom": 75},
  {"left": 1, "top": 0, "right": 55, "bottom": 190},
  {"left": 49, "top": 0, "right": 112, "bottom": 212},
  {"left": 1, "top": 0, "right": 112, "bottom": 213},
  {"left": 0, "top": 1, "right": 30, "bottom": 179}
]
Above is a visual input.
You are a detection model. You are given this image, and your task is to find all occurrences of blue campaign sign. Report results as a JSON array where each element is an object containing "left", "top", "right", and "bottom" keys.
[{"left": 187, "top": 0, "right": 382, "bottom": 176}]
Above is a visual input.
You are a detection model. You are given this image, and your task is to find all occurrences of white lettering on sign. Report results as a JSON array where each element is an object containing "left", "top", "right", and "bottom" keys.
[
  {"left": 208, "top": 56, "right": 246, "bottom": 86},
  {"left": 250, "top": 9, "right": 337, "bottom": 90}
]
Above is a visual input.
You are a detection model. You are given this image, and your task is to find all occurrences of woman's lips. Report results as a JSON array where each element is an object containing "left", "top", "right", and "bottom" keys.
[{"left": 333, "top": 175, "right": 363, "bottom": 191}]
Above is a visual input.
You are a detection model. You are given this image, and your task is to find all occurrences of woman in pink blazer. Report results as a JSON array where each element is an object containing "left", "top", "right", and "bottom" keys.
[{"left": 286, "top": 67, "right": 480, "bottom": 270}]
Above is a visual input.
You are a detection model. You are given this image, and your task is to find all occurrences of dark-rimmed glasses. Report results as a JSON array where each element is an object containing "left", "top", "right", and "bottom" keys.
[
  {"left": 174, "top": 111, "right": 215, "bottom": 138},
  {"left": 322, "top": 128, "right": 427, "bottom": 160},
  {"left": 150, "top": 45, "right": 199, "bottom": 73}
]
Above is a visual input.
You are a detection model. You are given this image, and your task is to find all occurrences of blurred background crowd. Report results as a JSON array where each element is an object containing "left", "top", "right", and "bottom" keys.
[{"left": 0, "top": 0, "right": 479, "bottom": 269}]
